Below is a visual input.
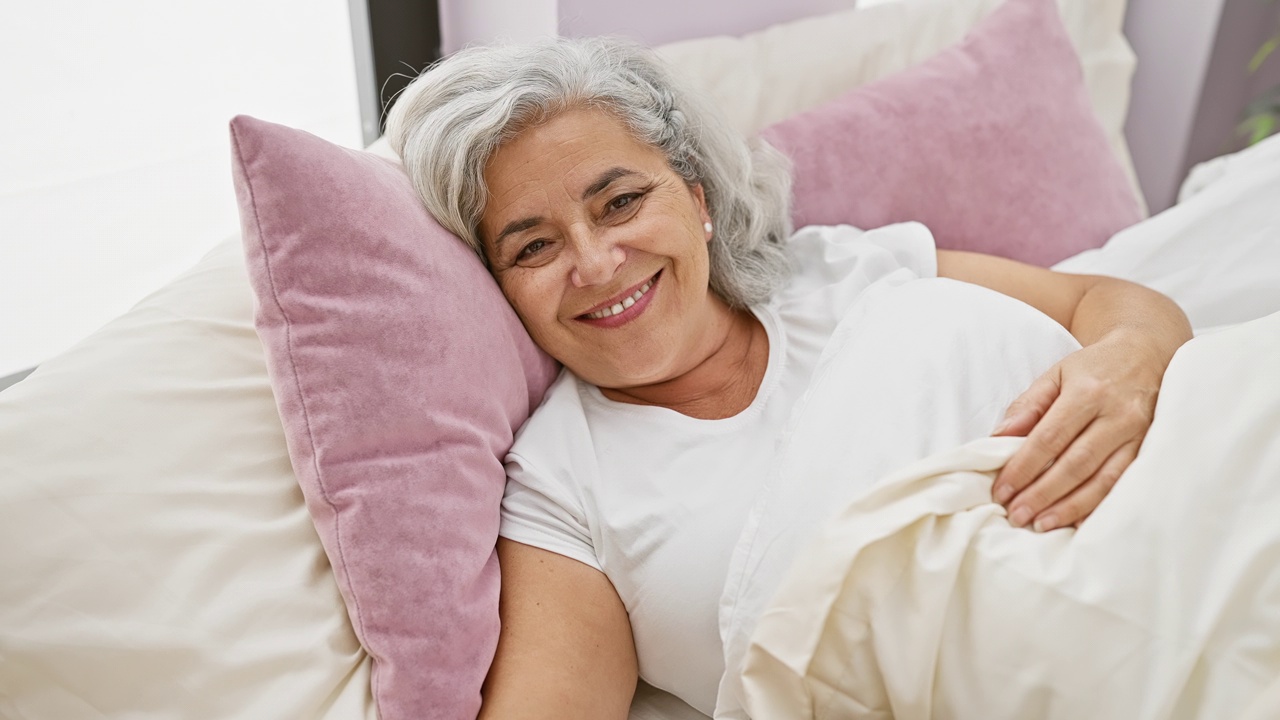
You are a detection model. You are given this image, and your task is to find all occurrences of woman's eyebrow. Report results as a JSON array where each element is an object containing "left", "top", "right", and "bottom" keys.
[
  {"left": 494, "top": 216, "right": 545, "bottom": 252},
  {"left": 493, "top": 167, "right": 641, "bottom": 252},
  {"left": 581, "top": 166, "right": 642, "bottom": 201}
]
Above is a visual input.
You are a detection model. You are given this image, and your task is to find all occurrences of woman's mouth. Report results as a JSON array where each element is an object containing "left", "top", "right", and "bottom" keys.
[{"left": 577, "top": 270, "right": 661, "bottom": 327}]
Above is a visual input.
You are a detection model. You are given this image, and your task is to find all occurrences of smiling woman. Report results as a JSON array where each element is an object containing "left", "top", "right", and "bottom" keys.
[
  {"left": 386, "top": 34, "right": 1191, "bottom": 719},
  {"left": 479, "top": 108, "right": 765, "bottom": 410},
  {"left": 388, "top": 40, "right": 793, "bottom": 308}
]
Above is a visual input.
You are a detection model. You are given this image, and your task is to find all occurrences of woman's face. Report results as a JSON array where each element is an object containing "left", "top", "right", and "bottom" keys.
[{"left": 478, "top": 107, "right": 725, "bottom": 390}]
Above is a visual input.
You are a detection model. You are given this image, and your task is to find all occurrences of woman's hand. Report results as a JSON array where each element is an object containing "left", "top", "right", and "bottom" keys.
[
  {"left": 936, "top": 250, "right": 1193, "bottom": 532},
  {"left": 991, "top": 333, "right": 1164, "bottom": 532}
]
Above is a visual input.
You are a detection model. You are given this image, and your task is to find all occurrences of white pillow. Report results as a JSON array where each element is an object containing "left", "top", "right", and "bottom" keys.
[
  {"left": 0, "top": 238, "right": 375, "bottom": 719},
  {"left": 1177, "top": 131, "right": 1280, "bottom": 204},
  {"left": 656, "top": 0, "right": 1145, "bottom": 215},
  {"left": 1053, "top": 133, "right": 1280, "bottom": 332}
]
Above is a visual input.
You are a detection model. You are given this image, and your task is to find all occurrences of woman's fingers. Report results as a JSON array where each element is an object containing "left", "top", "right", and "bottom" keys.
[
  {"left": 1004, "top": 410, "right": 1146, "bottom": 528},
  {"left": 992, "top": 378, "right": 1101, "bottom": 507},
  {"left": 1003, "top": 417, "right": 1108, "bottom": 527},
  {"left": 1027, "top": 442, "right": 1139, "bottom": 531},
  {"left": 993, "top": 371, "right": 1060, "bottom": 437},
  {"left": 990, "top": 336, "right": 1166, "bottom": 531}
]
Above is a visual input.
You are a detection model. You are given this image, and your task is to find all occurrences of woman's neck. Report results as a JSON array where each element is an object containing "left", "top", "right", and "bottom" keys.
[{"left": 600, "top": 307, "right": 769, "bottom": 420}]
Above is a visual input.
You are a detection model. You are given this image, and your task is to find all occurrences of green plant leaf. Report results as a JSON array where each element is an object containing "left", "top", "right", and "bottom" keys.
[
  {"left": 1251, "top": 114, "right": 1277, "bottom": 144},
  {"left": 1249, "top": 36, "right": 1279, "bottom": 73},
  {"left": 1238, "top": 113, "right": 1261, "bottom": 138},
  {"left": 1237, "top": 112, "right": 1280, "bottom": 146}
]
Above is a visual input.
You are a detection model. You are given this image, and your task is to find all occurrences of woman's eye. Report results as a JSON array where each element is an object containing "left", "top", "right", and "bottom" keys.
[
  {"left": 608, "top": 193, "right": 641, "bottom": 213},
  {"left": 516, "top": 239, "right": 547, "bottom": 262}
]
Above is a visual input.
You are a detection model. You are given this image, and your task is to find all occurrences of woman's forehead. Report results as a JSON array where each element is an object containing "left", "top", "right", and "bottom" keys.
[
  {"left": 488, "top": 109, "right": 664, "bottom": 183},
  {"left": 482, "top": 109, "right": 669, "bottom": 214}
]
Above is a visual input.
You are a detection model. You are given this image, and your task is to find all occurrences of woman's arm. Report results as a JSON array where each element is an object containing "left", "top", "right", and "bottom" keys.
[
  {"left": 937, "top": 249, "right": 1192, "bottom": 531},
  {"left": 480, "top": 538, "right": 638, "bottom": 719}
]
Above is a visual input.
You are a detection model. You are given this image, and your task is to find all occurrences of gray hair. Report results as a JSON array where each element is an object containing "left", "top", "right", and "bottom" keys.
[{"left": 385, "top": 37, "right": 793, "bottom": 307}]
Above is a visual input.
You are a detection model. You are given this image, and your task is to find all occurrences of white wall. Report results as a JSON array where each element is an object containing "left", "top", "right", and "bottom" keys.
[{"left": 0, "top": 1, "right": 363, "bottom": 376}]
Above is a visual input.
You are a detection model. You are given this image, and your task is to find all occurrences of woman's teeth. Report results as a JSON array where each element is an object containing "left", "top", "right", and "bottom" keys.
[{"left": 586, "top": 278, "right": 655, "bottom": 319}]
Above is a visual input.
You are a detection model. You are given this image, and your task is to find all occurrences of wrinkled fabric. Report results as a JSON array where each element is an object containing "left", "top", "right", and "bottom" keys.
[
  {"left": 723, "top": 310, "right": 1280, "bottom": 719},
  {"left": 715, "top": 268, "right": 1080, "bottom": 717}
]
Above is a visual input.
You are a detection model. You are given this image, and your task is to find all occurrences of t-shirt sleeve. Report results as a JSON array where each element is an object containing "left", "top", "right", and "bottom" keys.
[
  {"left": 856, "top": 222, "right": 938, "bottom": 280},
  {"left": 500, "top": 451, "right": 602, "bottom": 571},
  {"left": 780, "top": 222, "right": 939, "bottom": 316}
]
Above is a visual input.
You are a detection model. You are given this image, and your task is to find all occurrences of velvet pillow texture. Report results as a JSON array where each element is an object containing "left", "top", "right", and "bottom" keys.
[
  {"left": 763, "top": 0, "right": 1144, "bottom": 266},
  {"left": 231, "top": 116, "right": 558, "bottom": 720}
]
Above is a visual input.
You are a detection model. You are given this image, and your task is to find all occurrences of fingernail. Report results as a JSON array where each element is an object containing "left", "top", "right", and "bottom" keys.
[
  {"left": 1034, "top": 514, "right": 1058, "bottom": 533},
  {"left": 994, "top": 484, "right": 1014, "bottom": 504},
  {"left": 992, "top": 418, "right": 1012, "bottom": 435},
  {"left": 1010, "top": 507, "right": 1032, "bottom": 528}
]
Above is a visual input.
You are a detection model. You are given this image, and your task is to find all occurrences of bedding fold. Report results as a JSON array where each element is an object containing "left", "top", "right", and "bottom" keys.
[{"left": 717, "top": 309, "right": 1280, "bottom": 719}]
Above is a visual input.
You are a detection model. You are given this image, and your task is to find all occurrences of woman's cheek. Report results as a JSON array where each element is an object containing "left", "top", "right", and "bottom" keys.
[{"left": 501, "top": 271, "right": 559, "bottom": 335}]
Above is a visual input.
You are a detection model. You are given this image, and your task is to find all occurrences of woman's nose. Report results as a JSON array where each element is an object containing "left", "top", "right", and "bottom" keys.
[{"left": 569, "top": 227, "right": 626, "bottom": 287}]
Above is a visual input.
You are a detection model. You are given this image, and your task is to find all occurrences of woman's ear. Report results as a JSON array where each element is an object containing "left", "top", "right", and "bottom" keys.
[{"left": 691, "top": 183, "right": 712, "bottom": 241}]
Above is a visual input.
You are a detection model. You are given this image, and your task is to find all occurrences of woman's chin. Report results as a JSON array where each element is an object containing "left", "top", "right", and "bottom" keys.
[{"left": 575, "top": 360, "right": 677, "bottom": 394}]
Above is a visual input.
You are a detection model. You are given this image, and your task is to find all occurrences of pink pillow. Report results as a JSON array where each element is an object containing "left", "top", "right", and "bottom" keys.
[
  {"left": 230, "top": 116, "right": 558, "bottom": 720},
  {"left": 762, "top": 0, "right": 1143, "bottom": 266}
]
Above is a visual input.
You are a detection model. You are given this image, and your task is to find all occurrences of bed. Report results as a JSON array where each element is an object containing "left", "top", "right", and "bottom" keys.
[{"left": 3, "top": 0, "right": 1280, "bottom": 718}]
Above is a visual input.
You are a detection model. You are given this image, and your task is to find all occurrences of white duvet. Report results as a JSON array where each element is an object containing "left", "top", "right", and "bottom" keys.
[
  {"left": 711, "top": 136, "right": 1280, "bottom": 720},
  {"left": 716, "top": 307, "right": 1280, "bottom": 719}
]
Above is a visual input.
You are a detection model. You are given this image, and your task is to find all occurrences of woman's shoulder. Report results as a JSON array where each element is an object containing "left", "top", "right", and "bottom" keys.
[
  {"left": 506, "top": 368, "right": 601, "bottom": 497},
  {"left": 512, "top": 368, "right": 588, "bottom": 450}
]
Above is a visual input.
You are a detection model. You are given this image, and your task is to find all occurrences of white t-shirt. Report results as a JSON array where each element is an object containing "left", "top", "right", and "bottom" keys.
[{"left": 499, "top": 222, "right": 940, "bottom": 714}]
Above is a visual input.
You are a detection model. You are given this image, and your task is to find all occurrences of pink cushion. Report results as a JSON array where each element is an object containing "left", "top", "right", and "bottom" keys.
[
  {"left": 230, "top": 116, "right": 558, "bottom": 720},
  {"left": 762, "top": 0, "right": 1143, "bottom": 266}
]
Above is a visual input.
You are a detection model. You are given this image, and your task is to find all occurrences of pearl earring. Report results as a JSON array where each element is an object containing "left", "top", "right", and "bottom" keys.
[{"left": 704, "top": 222, "right": 713, "bottom": 233}]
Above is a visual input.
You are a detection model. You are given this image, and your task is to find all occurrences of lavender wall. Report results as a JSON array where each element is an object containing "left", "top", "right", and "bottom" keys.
[
  {"left": 440, "top": 0, "right": 858, "bottom": 53},
  {"left": 556, "top": 0, "right": 857, "bottom": 45},
  {"left": 1121, "top": 0, "right": 1224, "bottom": 214},
  {"left": 439, "top": 0, "right": 557, "bottom": 53},
  {"left": 1124, "top": 0, "right": 1280, "bottom": 213},
  {"left": 1185, "top": 1, "right": 1280, "bottom": 182}
]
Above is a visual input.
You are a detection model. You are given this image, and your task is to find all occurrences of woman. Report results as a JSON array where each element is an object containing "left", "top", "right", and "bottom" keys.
[{"left": 387, "top": 38, "right": 1191, "bottom": 718}]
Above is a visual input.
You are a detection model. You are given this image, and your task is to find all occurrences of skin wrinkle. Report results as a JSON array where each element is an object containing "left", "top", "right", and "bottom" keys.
[
  {"left": 493, "top": 168, "right": 642, "bottom": 254},
  {"left": 580, "top": 167, "right": 642, "bottom": 201},
  {"left": 479, "top": 107, "right": 768, "bottom": 419}
]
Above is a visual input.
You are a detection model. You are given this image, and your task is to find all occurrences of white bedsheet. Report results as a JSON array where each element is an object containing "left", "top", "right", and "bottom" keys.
[{"left": 718, "top": 307, "right": 1280, "bottom": 718}]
